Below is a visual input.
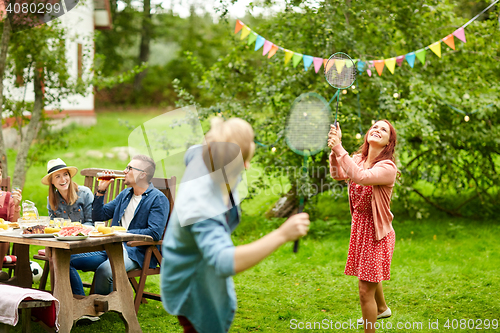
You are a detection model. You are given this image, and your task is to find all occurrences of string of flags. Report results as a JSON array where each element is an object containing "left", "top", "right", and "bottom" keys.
[{"left": 233, "top": 0, "right": 498, "bottom": 77}]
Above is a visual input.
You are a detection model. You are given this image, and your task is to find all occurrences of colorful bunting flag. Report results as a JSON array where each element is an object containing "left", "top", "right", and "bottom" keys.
[
  {"left": 442, "top": 34, "right": 455, "bottom": 50},
  {"left": 415, "top": 49, "right": 426, "bottom": 65},
  {"left": 429, "top": 41, "right": 441, "bottom": 58},
  {"left": 268, "top": 45, "right": 279, "bottom": 58},
  {"left": 254, "top": 36, "right": 265, "bottom": 51},
  {"left": 396, "top": 55, "right": 404, "bottom": 67},
  {"left": 240, "top": 26, "right": 251, "bottom": 40},
  {"left": 335, "top": 59, "right": 345, "bottom": 74},
  {"left": 385, "top": 58, "right": 396, "bottom": 74},
  {"left": 284, "top": 50, "right": 294, "bottom": 65},
  {"left": 374, "top": 60, "right": 385, "bottom": 76},
  {"left": 325, "top": 59, "right": 335, "bottom": 73},
  {"left": 292, "top": 53, "right": 303, "bottom": 68},
  {"left": 313, "top": 57, "right": 323, "bottom": 73},
  {"left": 234, "top": 8, "right": 480, "bottom": 78},
  {"left": 234, "top": 20, "right": 243, "bottom": 34},
  {"left": 453, "top": 27, "right": 466, "bottom": 43},
  {"left": 247, "top": 32, "right": 257, "bottom": 46},
  {"left": 263, "top": 40, "right": 273, "bottom": 56},
  {"left": 303, "top": 55, "right": 313, "bottom": 71},
  {"left": 405, "top": 52, "right": 416, "bottom": 68},
  {"left": 357, "top": 61, "right": 366, "bottom": 72}
]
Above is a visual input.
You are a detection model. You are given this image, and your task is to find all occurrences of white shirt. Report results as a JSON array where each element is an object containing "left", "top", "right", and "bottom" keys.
[{"left": 121, "top": 194, "right": 142, "bottom": 230}]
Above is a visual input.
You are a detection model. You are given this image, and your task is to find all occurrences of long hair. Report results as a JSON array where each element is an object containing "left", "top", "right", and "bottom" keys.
[
  {"left": 48, "top": 174, "right": 79, "bottom": 211},
  {"left": 355, "top": 119, "right": 397, "bottom": 168}
]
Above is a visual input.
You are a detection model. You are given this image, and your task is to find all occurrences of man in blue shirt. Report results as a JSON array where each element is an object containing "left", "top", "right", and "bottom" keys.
[{"left": 69, "top": 154, "right": 169, "bottom": 297}]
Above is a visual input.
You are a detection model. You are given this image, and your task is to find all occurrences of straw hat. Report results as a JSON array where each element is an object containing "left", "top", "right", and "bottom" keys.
[{"left": 41, "top": 158, "right": 78, "bottom": 185}]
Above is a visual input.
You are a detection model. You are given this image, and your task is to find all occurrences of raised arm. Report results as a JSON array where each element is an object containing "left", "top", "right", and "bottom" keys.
[
  {"left": 331, "top": 145, "right": 397, "bottom": 186},
  {"left": 329, "top": 151, "right": 348, "bottom": 180}
]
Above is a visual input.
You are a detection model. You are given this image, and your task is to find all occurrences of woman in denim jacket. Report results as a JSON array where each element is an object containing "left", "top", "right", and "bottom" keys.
[
  {"left": 162, "top": 118, "right": 310, "bottom": 333},
  {"left": 41, "top": 158, "right": 93, "bottom": 226}
]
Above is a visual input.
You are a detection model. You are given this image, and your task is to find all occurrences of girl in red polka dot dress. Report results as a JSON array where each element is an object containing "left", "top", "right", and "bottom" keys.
[{"left": 328, "top": 120, "right": 398, "bottom": 333}]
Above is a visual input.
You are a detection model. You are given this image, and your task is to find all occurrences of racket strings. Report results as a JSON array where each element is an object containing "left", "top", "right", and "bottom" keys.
[
  {"left": 286, "top": 95, "right": 331, "bottom": 152},
  {"left": 325, "top": 53, "right": 356, "bottom": 90}
]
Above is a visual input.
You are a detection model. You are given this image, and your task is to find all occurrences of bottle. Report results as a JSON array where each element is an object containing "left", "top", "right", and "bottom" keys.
[{"left": 96, "top": 172, "right": 126, "bottom": 181}]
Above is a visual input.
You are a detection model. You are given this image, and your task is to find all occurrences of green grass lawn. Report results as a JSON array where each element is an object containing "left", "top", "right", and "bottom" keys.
[{"left": 5, "top": 111, "right": 500, "bottom": 332}]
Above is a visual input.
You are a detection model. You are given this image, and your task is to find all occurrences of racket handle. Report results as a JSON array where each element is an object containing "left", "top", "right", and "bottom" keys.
[{"left": 294, "top": 200, "right": 304, "bottom": 253}]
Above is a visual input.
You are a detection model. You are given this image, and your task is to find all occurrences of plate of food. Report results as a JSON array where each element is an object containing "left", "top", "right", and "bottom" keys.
[
  {"left": 0, "top": 226, "right": 13, "bottom": 233},
  {"left": 21, "top": 225, "right": 53, "bottom": 237},
  {"left": 54, "top": 225, "right": 92, "bottom": 241}
]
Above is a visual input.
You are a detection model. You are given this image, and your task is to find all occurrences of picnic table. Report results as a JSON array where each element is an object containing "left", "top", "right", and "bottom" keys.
[{"left": 0, "top": 230, "right": 153, "bottom": 333}]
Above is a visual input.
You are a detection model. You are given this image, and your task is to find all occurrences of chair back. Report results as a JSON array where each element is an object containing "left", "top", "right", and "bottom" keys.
[
  {"left": 0, "top": 176, "right": 11, "bottom": 193},
  {"left": 151, "top": 176, "right": 176, "bottom": 237},
  {"left": 80, "top": 168, "right": 126, "bottom": 204}
]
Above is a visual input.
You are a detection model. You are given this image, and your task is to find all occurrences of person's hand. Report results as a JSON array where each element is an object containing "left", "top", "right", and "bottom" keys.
[
  {"left": 329, "top": 123, "right": 342, "bottom": 139},
  {"left": 97, "top": 170, "right": 114, "bottom": 192},
  {"left": 278, "top": 212, "right": 310, "bottom": 242},
  {"left": 12, "top": 188, "right": 22, "bottom": 206},
  {"left": 328, "top": 123, "right": 342, "bottom": 149}
]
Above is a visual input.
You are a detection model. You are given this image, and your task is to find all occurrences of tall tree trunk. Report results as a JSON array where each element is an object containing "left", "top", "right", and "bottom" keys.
[
  {"left": 133, "top": 0, "right": 151, "bottom": 91},
  {"left": 12, "top": 66, "right": 44, "bottom": 188},
  {"left": 0, "top": 19, "right": 12, "bottom": 176}
]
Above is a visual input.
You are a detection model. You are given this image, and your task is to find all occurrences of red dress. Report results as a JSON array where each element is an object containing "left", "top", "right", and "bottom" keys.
[{"left": 344, "top": 182, "right": 395, "bottom": 283}]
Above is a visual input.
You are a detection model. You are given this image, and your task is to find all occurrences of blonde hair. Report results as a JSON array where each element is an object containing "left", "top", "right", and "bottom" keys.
[
  {"left": 48, "top": 174, "right": 79, "bottom": 211},
  {"left": 203, "top": 117, "right": 255, "bottom": 174}
]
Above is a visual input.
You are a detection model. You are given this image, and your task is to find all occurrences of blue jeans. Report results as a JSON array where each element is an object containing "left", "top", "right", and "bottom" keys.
[{"left": 69, "top": 248, "right": 139, "bottom": 296}]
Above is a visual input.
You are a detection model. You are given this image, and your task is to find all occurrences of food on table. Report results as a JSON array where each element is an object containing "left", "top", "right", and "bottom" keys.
[
  {"left": 58, "top": 225, "right": 91, "bottom": 237},
  {"left": 8, "top": 223, "right": 20, "bottom": 229},
  {"left": 97, "top": 226, "right": 113, "bottom": 234},
  {"left": 0, "top": 223, "right": 8, "bottom": 230},
  {"left": 44, "top": 227, "right": 61, "bottom": 234},
  {"left": 0, "top": 218, "right": 4, "bottom": 223},
  {"left": 112, "top": 226, "right": 126, "bottom": 232},
  {"left": 22, "top": 225, "right": 47, "bottom": 234}
]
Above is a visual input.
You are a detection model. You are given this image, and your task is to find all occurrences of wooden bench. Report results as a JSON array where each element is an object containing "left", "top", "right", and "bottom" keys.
[{"left": 0, "top": 299, "right": 55, "bottom": 333}]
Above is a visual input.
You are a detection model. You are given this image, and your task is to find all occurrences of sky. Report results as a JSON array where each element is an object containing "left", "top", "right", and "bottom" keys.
[{"left": 121, "top": 0, "right": 286, "bottom": 18}]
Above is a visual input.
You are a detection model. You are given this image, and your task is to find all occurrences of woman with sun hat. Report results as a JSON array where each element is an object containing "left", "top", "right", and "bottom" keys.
[{"left": 41, "top": 158, "right": 93, "bottom": 225}]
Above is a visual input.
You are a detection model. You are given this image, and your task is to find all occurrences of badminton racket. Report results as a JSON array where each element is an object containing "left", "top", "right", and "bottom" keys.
[
  {"left": 324, "top": 52, "right": 357, "bottom": 125},
  {"left": 285, "top": 92, "right": 331, "bottom": 253}
]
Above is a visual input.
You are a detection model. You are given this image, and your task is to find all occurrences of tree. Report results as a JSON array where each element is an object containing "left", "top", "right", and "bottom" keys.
[
  {"left": 176, "top": 0, "right": 500, "bottom": 218},
  {"left": 4, "top": 21, "right": 91, "bottom": 188},
  {"left": 133, "top": 0, "right": 153, "bottom": 91},
  {"left": 0, "top": 19, "right": 12, "bottom": 175}
]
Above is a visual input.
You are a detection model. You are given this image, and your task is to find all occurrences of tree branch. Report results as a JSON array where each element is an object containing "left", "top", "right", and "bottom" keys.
[{"left": 412, "top": 188, "right": 463, "bottom": 217}]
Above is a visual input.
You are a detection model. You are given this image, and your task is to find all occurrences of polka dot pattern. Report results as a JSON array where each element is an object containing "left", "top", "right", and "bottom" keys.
[{"left": 344, "top": 182, "right": 395, "bottom": 283}]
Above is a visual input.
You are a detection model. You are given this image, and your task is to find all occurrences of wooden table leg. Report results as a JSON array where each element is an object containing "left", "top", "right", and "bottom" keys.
[
  {"left": 51, "top": 248, "right": 73, "bottom": 333},
  {"left": 104, "top": 243, "right": 142, "bottom": 333}
]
